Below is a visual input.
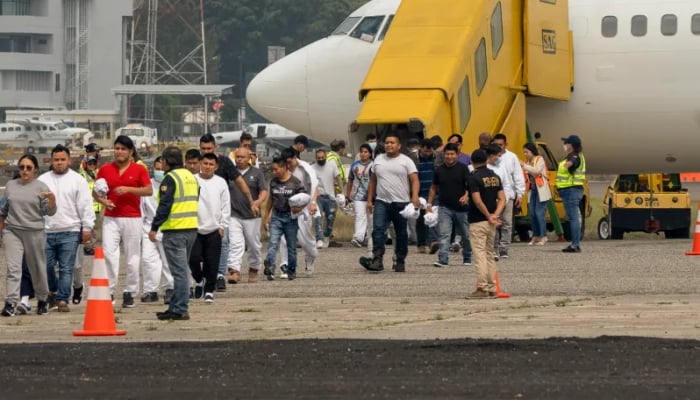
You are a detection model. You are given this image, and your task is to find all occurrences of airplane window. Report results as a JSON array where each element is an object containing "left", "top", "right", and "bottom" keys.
[
  {"left": 378, "top": 15, "right": 394, "bottom": 41},
  {"left": 490, "top": 2, "right": 503, "bottom": 59},
  {"left": 474, "top": 38, "right": 488, "bottom": 95},
  {"left": 350, "top": 16, "right": 385, "bottom": 42},
  {"left": 661, "top": 14, "right": 677, "bottom": 36},
  {"left": 692, "top": 14, "right": 700, "bottom": 35},
  {"left": 631, "top": 15, "right": 647, "bottom": 37},
  {"left": 332, "top": 16, "right": 361, "bottom": 35},
  {"left": 457, "top": 77, "right": 471, "bottom": 132},
  {"left": 1, "top": 128, "right": 5, "bottom": 132},
  {"left": 601, "top": 16, "right": 617, "bottom": 38}
]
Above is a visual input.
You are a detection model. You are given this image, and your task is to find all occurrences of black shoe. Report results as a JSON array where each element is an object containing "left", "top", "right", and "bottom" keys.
[
  {"left": 499, "top": 249, "right": 509, "bottom": 259},
  {"left": 562, "top": 245, "right": 581, "bottom": 253},
  {"left": 164, "top": 289, "right": 174, "bottom": 305},
  {"left": 83, "top": 245, "right": 95, "bottom": 256},
  {"left": 359, "top": 256, "right": 372, "bottom": 269},
  {"left": 394, "top": 261, "right": 406, "bottom": 273},
  {"left": 194, "top": 284, "right": 204, "bottom": 299},
  {"left": 263, "top": 260, "right": 275, "bottom": 281},
  {"left": 122, "top": 292, "right": 135, "bottom": 308},
  {"left": 37, "top": 301, "right": 48, "bottom": 315},
  {"left": 47, "top": 293, "right": 57, "bottom": 310},
  {"left": 215, "top": 276, "right": 226, "bottom": 292},
  {"left": 156, "top": 310, "right": 190, "bottom": 320},
  {"left": 1, "top": 302, "right": 15, "bottom": 317},
  {"left": 72, "top": 285, "right": 83, "bottom": 305},
  {"left": 287, "top": 271, "right": 297, "bottom": 281},
  {"left": 189, "top": 288, "right": 194, "bottom": 299},
  {"left": 141, "top": 292, "right": 159, "bottom": 303},
  {"left": 362, "top": 257, "right": 384, "bottom": 272},
  {"left": 429, "top": 242, "right": 439, "bottom": 254}
]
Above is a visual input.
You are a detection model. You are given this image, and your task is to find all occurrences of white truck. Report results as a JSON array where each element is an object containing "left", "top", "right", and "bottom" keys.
[{"left": 114, "top": 124, "right": 158, "bottom": 155}]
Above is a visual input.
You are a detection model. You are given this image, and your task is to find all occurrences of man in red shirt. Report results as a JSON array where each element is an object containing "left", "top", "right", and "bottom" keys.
[{"left": 94, "top": 135, "right": 153, "bottom": 308}]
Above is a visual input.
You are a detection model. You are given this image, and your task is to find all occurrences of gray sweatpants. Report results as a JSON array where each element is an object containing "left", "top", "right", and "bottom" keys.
[{"left": 4, "top": 228, "right": 49, "bottom": 304}]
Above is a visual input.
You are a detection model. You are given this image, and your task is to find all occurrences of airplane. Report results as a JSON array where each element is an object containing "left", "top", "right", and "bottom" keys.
[
  {"left": 213, "top": 123, "right": 326, "bottom": 155},
  {"left": 0, "top": 119, "right": 91, "bottom": 152},
  {"left": 246, "top": 0, "right": 700, "bottom": 174}
]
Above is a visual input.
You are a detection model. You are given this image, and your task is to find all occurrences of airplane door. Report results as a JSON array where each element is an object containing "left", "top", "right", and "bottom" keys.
[{"left": 523, "top": 0, "right": 572, "bottom": 100}]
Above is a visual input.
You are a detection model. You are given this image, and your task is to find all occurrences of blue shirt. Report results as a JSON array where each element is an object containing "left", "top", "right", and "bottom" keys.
[{"left": 417, "top": 154, "right": 436, "bottom": 198}]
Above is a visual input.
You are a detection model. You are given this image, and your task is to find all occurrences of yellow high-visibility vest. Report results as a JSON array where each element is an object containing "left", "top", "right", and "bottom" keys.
[
  {"left": 158, "top": 168, "right": 199, "bottom": 231},
  {"left": 555, "top": 154, "right": 586, "bottom": 189}
]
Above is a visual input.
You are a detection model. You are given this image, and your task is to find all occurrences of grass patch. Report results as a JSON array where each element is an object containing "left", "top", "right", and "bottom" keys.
[
  {"left": 237, "top": 308, "right": 260, "bottom": 313},
  {"left": 554, "top": 298, "right": 574, "bottom": 307}
]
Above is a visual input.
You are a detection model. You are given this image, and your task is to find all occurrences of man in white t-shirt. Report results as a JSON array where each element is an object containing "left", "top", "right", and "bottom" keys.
[
  {"left": 311, "top": 149, "right": 342, "bottom": 248},
  {"left": 490, "top": 134, "right": 526, "bottom": 259},
  {"left": 360, "top": 133, "right": 420, "bottom": 273}
]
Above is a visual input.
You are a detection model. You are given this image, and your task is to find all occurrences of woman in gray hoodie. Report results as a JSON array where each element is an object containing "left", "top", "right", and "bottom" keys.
[{"left": 0, "top": 154, "right": 56, "bottom": 316}]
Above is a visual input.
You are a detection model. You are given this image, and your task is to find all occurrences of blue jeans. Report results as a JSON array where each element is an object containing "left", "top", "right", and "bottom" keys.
[
  {"left": 45, "top": 231, "right": 80, "bottom": 302},
  {"left": 314, "top": 195, "right": 337, "bottom": 240},
  {"left": 529, "top": 189, "right": 547, "bottom": 237},
  {"left": 559, "top": 187, "right": 584, "bottom": 247},
  {"left": 372, "top": 200, "right": 408, "bottom": 262},
  {"left": 162, "top": 230, "right": 197, "bottom": 315},
  {"left": 437, "top": 208, "right": 471, "bottom": 264},
  {"left": 267, "top": 211, "right": 299, "bottom": 273},
  {"left": 416, "top": 209, "right": 439, "bottom": 247},
  {"left": 217, "top": 227, "right": 229, "bottom": 276}
]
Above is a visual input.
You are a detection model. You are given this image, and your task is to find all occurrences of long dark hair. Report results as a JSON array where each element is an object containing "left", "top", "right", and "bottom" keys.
[{"left": 523, "top": 142, "right": 539, "bottom": 156}]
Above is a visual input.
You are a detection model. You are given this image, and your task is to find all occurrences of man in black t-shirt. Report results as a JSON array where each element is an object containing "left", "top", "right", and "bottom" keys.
[
  {"left": 467, "top": 149, "right": 505, "bottom": 299},
  {"left": 426, "top": 143, "right": 472, "bottom": 267}
]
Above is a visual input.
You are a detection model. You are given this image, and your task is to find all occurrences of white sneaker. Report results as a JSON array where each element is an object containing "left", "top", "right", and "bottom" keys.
[
  {"left": 279, "top": 264, "right": 288, "bottom": 279},
  {"left": 305, "top": 259, "right": 315, "bottom": 276},
  {"left": 350, "top": 238, "right": 362, "bottom": 248},
  {"left": 204, "top": 293, "right": 214, "bottom": 303},
  {"left": 323, "top": 237, "right": 330, "bottom": 248},
  {"left": 316, "top": 240, "right": 324, "bottom": 249}
]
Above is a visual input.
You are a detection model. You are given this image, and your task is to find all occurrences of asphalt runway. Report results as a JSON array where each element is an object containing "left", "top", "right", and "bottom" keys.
[{"left": 2, "top": 237, "right": 700, "bottom": 398}]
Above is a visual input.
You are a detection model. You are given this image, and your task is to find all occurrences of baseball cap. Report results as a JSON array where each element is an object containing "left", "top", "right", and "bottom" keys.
[
  {"left": 561, "top": 135, "right": 582, "bottom": 146},
  {"left": 85, "top": 143, "right": 99, "bottom": 152},
  {"left": 86, "top": 156, "right": 98, "bottom": 164}
]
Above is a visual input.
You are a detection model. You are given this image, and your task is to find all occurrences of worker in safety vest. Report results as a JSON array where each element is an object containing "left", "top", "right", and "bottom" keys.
[
  {"left": 555, "top": 134, "right": 586, "bottom": 253},
  {"left": 149, "top": 146, "right": 199, "bottom": 321}
]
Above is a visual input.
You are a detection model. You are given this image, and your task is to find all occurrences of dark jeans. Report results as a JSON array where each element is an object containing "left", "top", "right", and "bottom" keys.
[
  {"left": 20, "top": 256, "right": 34, "bottom": 299},
  {"left": 45, "top": 231, "right": 80, "bottom": 302},
  {"left": 314, "top": 194, "right": 337, "bottom": 240},
  {"left": 559, "top": 187, "right": 584, "bottom": 247},
  {"left": 266, "top": 211, "right": 299, "bottom": 273},
  {"left": 372, "top": 200, "right": 409, "bottom": 263},
  {"left": 189, "top": 231, "right": 222, "bottom": 294},
  {"left": 416, "top": 209, "right": 439, "bottom": 247},
  {"left": 162, "top": 229, "right": 197, "bottom": 315}
]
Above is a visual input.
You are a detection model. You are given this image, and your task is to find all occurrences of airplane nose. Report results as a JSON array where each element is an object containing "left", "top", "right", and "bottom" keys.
[{"left": 246, "top": 49, "right": 311, "bottom": 133}]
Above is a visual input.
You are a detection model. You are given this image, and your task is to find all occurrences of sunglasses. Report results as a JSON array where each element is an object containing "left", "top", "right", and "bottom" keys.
[{"left": 19, "top": 165, "right": 34, "bottom": 171}]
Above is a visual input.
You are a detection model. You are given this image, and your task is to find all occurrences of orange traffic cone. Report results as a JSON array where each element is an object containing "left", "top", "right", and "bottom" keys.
[
  {"left": 73, "top": 246, "right": 126, "bottom": 336},
  {"left": 494, "top": 272, "right": 511, "bottom": 298},
  {"left": 687, "top": 206, "right": 700, "bottom": 256}
]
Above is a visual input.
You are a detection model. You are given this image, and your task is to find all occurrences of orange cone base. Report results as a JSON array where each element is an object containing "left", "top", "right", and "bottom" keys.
[
  {"left": 72, "top": 300, "right": 127, "bottom": 337},
  {"left": 73, "top": 330, "right": 126, "bottom": 336},
  {"left": 497, "top": 292, "right": 511, "bottom": 298},
  {"left": 686, "top": 251, "right": 700, "bottom": 256}
]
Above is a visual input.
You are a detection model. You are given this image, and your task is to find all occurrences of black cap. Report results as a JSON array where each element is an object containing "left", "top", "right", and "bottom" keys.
[
  {"left": 561, "top": 135, "right": 581, "bottom": 146},
  {"left": 471, "top": 149, "right": 488, "bottom": 164},
  {"left": 85, "top": 143, "right": 99, "bottom": 152},
  {"left": 86, "top": 156, "right": 98, "bottom": 164}
]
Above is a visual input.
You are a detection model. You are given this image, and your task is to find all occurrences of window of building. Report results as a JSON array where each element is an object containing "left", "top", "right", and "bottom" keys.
[
  {"left": 475, "top": 38, "right": 488, "bottom": 95},
  {"left": 631, "top": 15, "right": 647, "bottom": 37},
  {"left": 349, "top": 16, "right": 385, "bottom": 42},
  {"left": 16, "top": 71, "right": 50, "bottom": 91},
  {"left": 601, "top": 16, "right": 617, "bottom": 38},
  {"left": 378, "top": 15, "right": 394, "bottom": 41},
  {"left": 0, "top": 34, "right": 31, "bottom": 53},
  {"left": 661, "top": 14, "right": 677, "bottom": 36},
  {"left": 0, "top": 0, "right": 32, "bottom": 16},
  {"left": 457, "top": 77, "right": 471, "bottom": 132},
  {"left": 490, "top": 2, "right": 503, "bottom": 59},
  {"left": 692, "top": 14, "right": 700, "bottom": 35},
  {"left": 55, "top": 73, "right": 60, "bottom": 92}
]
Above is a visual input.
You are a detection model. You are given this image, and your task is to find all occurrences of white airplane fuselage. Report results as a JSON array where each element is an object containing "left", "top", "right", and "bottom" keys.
[{"left": 246, "top": 0, "right": 700, "bottom": 173}]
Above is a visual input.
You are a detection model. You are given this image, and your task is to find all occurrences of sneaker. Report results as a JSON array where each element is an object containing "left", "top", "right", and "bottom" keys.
[
  {"left": 57, "top": 300, "right": 70, "bottom": 312},
  {"left": 156, "top": 310, "right": 190, "bottom": 321},
  {"left": 350, "top": 238, "right": 362, "bottom": 248},
  {"left": 164, "top": 289, "right": 174, "bottom": 305},
  {"left": 248, "top": 269, "right": 259, "bottom": 283},
  {"left": 189, "top": 287, "right": 194, "bottom": 299},
  {"left": 72, "top": 285, "right": 83, "bottom": 305},
  {"left": 47, "top": 293, "right": 57, "bottom": 310},
  {"left": 15, "top": 302, "right": 31, "bottom": 315},
  {"left": 280, "top": 264, "right": 289, "bottom": 280},
  {"left": 194, "top": 283, "right": 204, "bottom": 299},
  {"left": 316, "top": 240, "right": 324, "bottom": 249},
  {"left": 287, "top": 271, "right": 297, "bottom": 281},
  {"left": 499, "top": 249, "right": 509, "bottom": 259},
  {"left": 417, "top": 246, "right": 427, "bottom": 254},
  {"left": 433, "top": 261, "right": 448, "bottom": 268},
  {"left": 494, "top": 254, "right": 500, "bottom": 262},
  {"left": 488, "top": 291, "right": 497, "bottom": 298},
  {"left": 1, "top": 302, "right": 15, "bottom": 317},
  {"left": 263, "top": 260, "right": 275, "bottom": 281},
  {"left": 323, "top": 237, "right": 330, "bottom": 248},
  {"left": 467, "top": 289, "right": 491, "bottom": 300},
  {"left": 304, "top": 259, "right": 315, "bottom": 276},
  {"left": 227, "top": 269, "right": 241, "bottom": 284},
  {"left": 215, "top": 275, "right": 227, "bottom": 292},
  {"left": 429, "top": 242, "right": 440, "bottom": 254},
  {"left": 562, "top": 245, "right": 581, "bottom": 253},
  {"left": 36, "top": 301, "right": 48, "bottom": 315},
  {"left": 394, "top": 261, "right": 405, "bottom": 273},
  {"left": 122, "top": 292, "right": 135, "bottom": 308},
  {"left": 141, "top": 292, "right": 159, "bottom": 303},
  {"left": 463, "top": 259, "right": 472, "bottom": 266},
  {"left": 204, "top": 293, "right": 214, "bottom": 303},
  {"left": 362, "top": 257, "right": 384, "bottom": 272}
]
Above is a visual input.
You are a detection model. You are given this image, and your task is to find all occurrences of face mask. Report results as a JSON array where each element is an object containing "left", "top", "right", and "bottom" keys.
[
  {"left": 368, "top": 142, "right": 377, "bottom": 151},
  {"left": 317, "top": 160, "right": 326, "bottom": 166},
  {"left": 563, "top": 145, "right": 569, "bottom": 152},
  {"left": 153, "top": 170, "right": 165, "bottom": 182}
]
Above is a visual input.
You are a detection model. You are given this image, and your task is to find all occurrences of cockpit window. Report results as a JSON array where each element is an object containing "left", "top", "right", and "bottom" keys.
[
  {"left": 332, "top": 16, "right": 361, "bottom": 35},
  {"left": 378, "top": 15, "right": 394, "bottom": 41},
  {"left": 350, "top": 16, "right": 385, "bottom": 42}
]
